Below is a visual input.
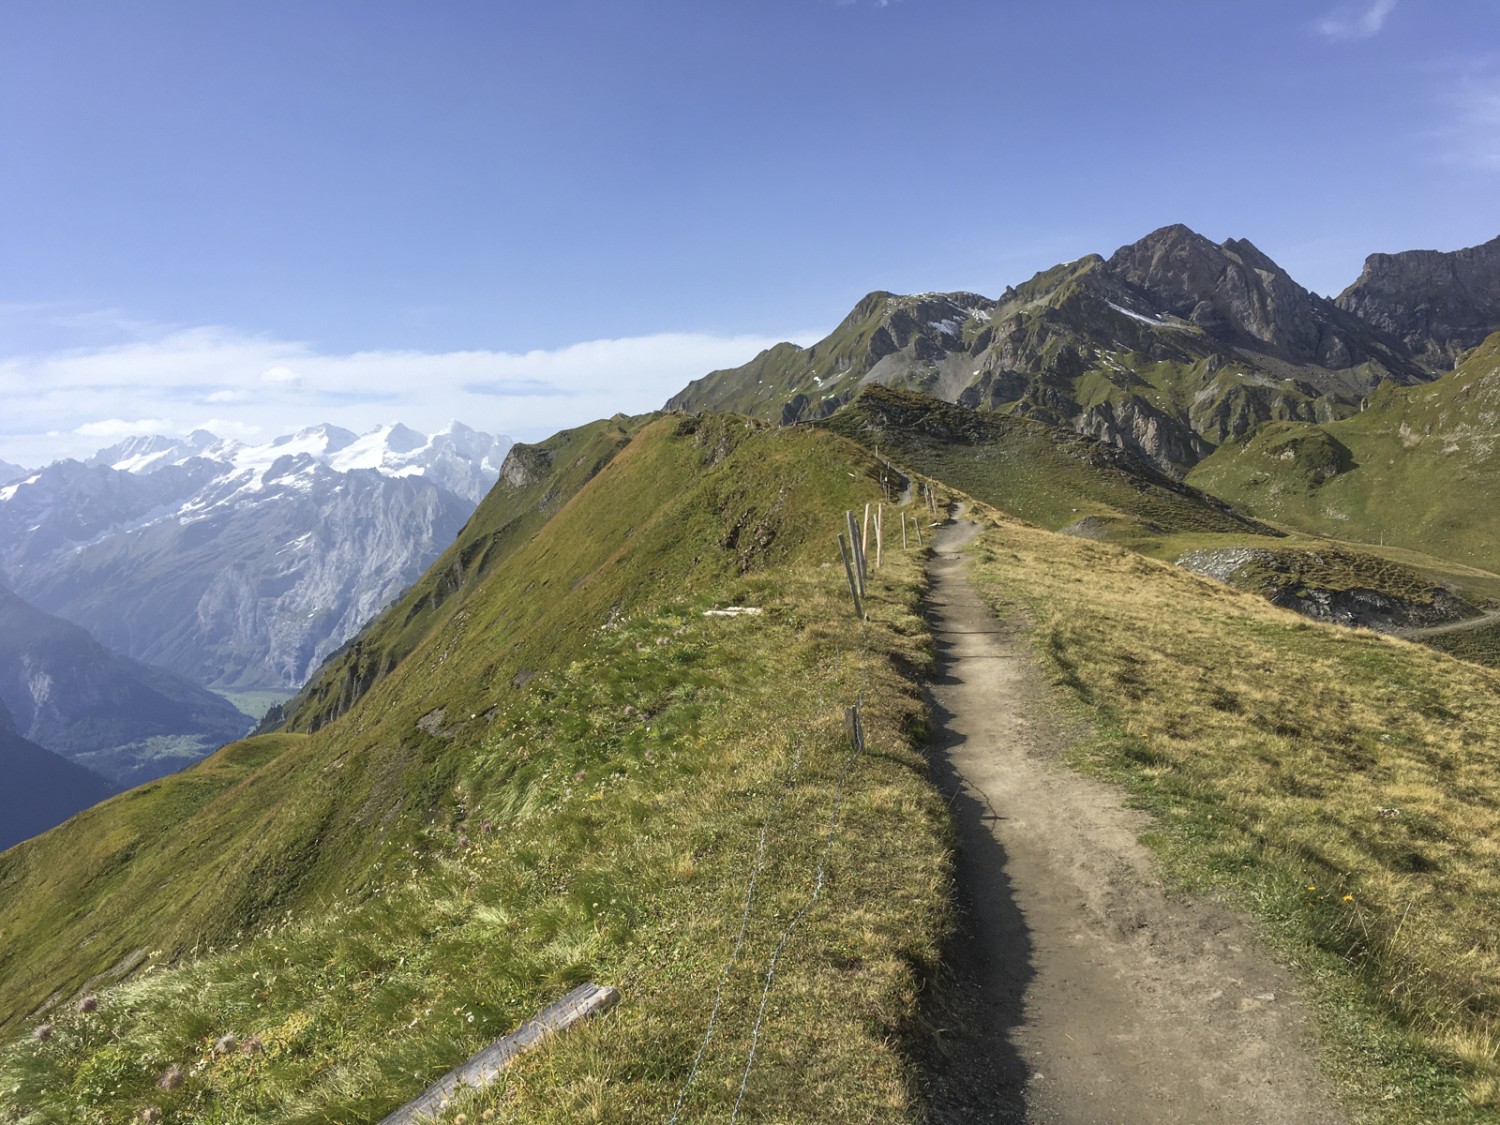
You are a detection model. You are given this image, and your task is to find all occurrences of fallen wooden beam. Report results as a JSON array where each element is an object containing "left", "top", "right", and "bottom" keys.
[{"left": 378, "top": 982, "right": 621, "bottom": 1123}]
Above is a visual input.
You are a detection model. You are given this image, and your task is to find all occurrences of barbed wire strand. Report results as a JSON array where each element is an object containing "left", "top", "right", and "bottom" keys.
[
  {"left": 674, "top": 478, "right": 917, "bottom": 1122},
  {"left": 730, "top": 690, "right": 864, "bottom": 1123},
  {"left": 665, "top": 654, "right": 828, "bottom": 1124}
]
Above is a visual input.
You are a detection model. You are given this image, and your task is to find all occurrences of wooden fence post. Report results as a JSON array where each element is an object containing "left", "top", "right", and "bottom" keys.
[
  {"left": 844, "top": 511, "right": 866, "bottom": 596},
  {"left": 875, "top": 503, "right": 883, "bottom": 570},
  {"left": 845, "top": 705, "right": 865, "bottom": 754},
  {"left": 862, "top": 503, "right": 871, "bottom": 573},
  {"left": 838, "top": 535, "right": 864, "bottom": 620},
  {"left": 901, "top": 511, "right": 908, "bottom": 550}
]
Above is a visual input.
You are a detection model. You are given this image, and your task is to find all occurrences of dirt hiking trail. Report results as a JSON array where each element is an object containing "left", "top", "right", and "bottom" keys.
[
  {"left": 1394, "top": 607, "right": 1500, "bottom": 639},
  {"left": 918, "top": 513, "right": 1344, "bottom": 1125}
]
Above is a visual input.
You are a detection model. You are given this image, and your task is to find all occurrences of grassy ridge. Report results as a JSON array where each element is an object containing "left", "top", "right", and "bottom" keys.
[
  {"left": 1423, "top": 620, "right": 1500, "bottom": 671},
  {"left": 273, "top": 413, "right": 649, "bottom": 734},
  {"left": 963, "top": 507, "right": 1500, "bottom": 1121},
  {"left": 821, "top": 385, "right": 1272, "bottom": 536},
  {"left": 0, "top": 416, "right": 951, "bottom": 1122},
  {"left": 1188, "top": 333, "right": 1500, "bottom": 576}
]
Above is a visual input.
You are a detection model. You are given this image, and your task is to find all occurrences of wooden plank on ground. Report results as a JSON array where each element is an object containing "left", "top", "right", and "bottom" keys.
[{"left": 378, "top": 982, "right": 620, "bottom": 1123}]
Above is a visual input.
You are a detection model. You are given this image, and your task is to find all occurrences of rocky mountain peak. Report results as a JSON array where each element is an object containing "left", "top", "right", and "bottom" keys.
[
  {"left": 1336, "top": 234, "right": 1500, "bottom": 369},
  {"left": 282, "top": 424, "right": 360, "bottom": 455},
  {"left": 1101, "top": 225, "right": 1377, "bottom": 368},
  {"left": 380, "top": 422, "right": 427, "bottom": 453}
]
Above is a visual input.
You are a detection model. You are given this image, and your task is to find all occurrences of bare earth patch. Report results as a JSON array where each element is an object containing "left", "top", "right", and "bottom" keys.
[{"left": 918, "top": 515, "right": 1345, "bottom": 1124}]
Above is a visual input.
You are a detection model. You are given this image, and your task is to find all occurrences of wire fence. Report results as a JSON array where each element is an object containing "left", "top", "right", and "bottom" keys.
[{"left": 669, "top": 475, "right": 931, "bottom": 1121}]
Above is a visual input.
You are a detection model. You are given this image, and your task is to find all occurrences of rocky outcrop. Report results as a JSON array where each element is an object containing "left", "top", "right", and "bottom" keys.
[
  {"left": 498, "top": 442, "right": 554, "bottom": 490},
  {"left": 1336, "top": 235, "right": 1500, "bottom": 369},
  {"left": 1176, "top": 547, "right": 1478, "bottom": 633},
  {"left": 1076, "top": 396, "right": 1210, "bottom": 474}
]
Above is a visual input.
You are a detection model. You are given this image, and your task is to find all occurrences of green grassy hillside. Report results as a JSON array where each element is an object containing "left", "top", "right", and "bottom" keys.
[
  {"left": 1189, "top": 333, "right": 1500, "bottom": 576},
  {"left": 820, "top": 385, "right": 1274, "bottom": 539},
  {"left": 269, "top": 413, "right": 650, "bottom": 734},
  {"left": 0, "top": 415, "right": 951, "bottom": 1123}
]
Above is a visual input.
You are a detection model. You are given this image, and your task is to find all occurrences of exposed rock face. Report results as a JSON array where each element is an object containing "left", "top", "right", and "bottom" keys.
[
  {"left": 1336, "top": 235, "right": 1500, "bottom": 369},
  {"left": 1102, "top": 225, "right": 1402, "bottom": 371},
  {"left": 1076, "top": 396, "right": 1211, "bottom": 473},
  {"left": 498, "top": 442, "right": 554, "bottom": 489},
  {"left": 1176, "top": 547, "right": 1477, "bottom": 632}
]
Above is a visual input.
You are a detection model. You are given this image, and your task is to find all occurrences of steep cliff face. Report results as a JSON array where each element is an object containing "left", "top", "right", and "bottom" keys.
[
  {"left": 1337, "top": 235, "right": 1500, "bottom": 369},
  {"left": 668, "top": 225, "right": 1429, "bottom": 476},
  {"left": 1102, "top": 224, "right": 1410, "bottom": 372}
]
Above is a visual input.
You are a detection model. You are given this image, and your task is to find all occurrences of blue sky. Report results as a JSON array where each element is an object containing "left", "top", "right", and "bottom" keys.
[{"left": 2, "top": 0, "right": 1497, "bottom": 465}]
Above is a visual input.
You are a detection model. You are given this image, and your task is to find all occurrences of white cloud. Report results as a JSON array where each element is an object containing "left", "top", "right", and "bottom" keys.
[
  {"left": 0, "top": 322, "right": 823, "bottom": 466},
  {"left": 74, "top": 418, "right": 175, "bottom": 438},
  {"left": 1314, "top": 0, "right": 1397, "bottom": 41}
]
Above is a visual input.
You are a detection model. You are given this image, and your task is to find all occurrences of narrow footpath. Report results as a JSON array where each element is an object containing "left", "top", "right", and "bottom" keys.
[{"left": 920, "top": 515, "right": 1344, "bottom": 1125}]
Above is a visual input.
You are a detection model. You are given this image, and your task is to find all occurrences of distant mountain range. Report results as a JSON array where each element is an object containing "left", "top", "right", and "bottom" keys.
[
  {"left": 0, "top": 581, "right": 246, "bottom": 787},
  {"left": 0, "top": 460, "right": 24, "bottom": 486},
  {"left": 669, "top": 226, "right": 1500, "bottom": 476},
  {"left": 0, "top": 421, "right": 510, "bottom": 690}
]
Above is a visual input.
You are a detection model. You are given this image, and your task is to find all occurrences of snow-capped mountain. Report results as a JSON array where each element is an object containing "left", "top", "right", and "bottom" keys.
[
  {"left": 0, "top": 422, "right": 511, "bottom": 690},
  {"left": 84, "top": 420, "right": 509, "bottom": 504},
  {"left": 0, "top": 460, "right": 26, "bottom": 486}
]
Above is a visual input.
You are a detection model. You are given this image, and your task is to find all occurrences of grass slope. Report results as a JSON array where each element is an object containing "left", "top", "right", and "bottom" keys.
[
  {"left": 1188, "top": 332, "right": 1500, "bottom": 576},
  {"left": 271, "top": 414, "right": 649, "bottom": 734},
  {"left": 963, "top": 506, "right": 1500, "bottom": 1121},
  {"left": 0, "top": 415, "right": 950, "bottom": 1123},
  {"left": 821, "top": 385, "right": 1273, "bottom": 537}
]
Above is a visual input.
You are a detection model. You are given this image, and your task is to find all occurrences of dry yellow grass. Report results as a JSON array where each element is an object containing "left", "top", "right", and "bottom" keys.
[{"left": 964, "top": 504, "right": 1500, "bottom": 1122}]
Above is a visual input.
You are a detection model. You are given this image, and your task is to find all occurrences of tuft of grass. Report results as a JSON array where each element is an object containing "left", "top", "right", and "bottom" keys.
[{"left": 962, "top": 503, "right": 1500, "bottom": 1123}]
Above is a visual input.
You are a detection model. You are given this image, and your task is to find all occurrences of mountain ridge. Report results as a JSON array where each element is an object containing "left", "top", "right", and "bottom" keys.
[
  {"left": 0, "top": 695, "right": 117, "bottom": 853},
  {"left": 0, "top": 582, "right": 249, "bottom": 786},
  {"left": 668, "top": 224, "right": 1491, "bottom": 476},
  {"left": 1336, "top": 234, "right": 1500, "bottom": 370}
]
